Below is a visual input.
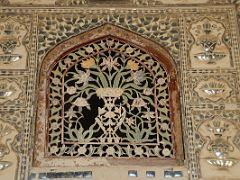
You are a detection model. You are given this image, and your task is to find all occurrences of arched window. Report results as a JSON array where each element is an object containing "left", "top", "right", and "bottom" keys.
[{"left": 33, "top": 24, "right": 183, "bottom": 167}]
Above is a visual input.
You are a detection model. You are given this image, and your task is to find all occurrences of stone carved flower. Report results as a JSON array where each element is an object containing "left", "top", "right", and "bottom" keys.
[
  {"left": 78, "top": 146, "right": 87, "bottom": 154},
  {"left": 66, "top": 86, "right": 77, "bottom": 95},
  {"left": 73, "top": 97, "right": 90, "bottom": 109},
  {"left": 81, "top": 58, "right": 95, "bottom": 69},
  {"left": 104, "top": 111, "right": 116, "bottom": 119},
  {"left": 132, "top": 98, "right": 146, "bottom": 108},
  {"left": 142, "top": 110, "right": 155, "bottom": 120},
  {"left": 162, "top": 148, "right": 171, "bottom": 156},
  {"left": 65, "top": 107, "right": 78, "bottom": 119},
  {"left": 100, "top": 56, "right": 120, "bottom": 71},
  {"left": 50, "top": 122, "right": 59, "bottom": 130},
  {"left": 114, "top": 107, "right": 121, "bottom": 114},
  {"left": 106, "top": 146, "right": 115, "bottom": 156},
  {"left": 52, "top": 98, "right": 60, "bottom": 106},
  {"left": 161, "top": 123, "right": 169, "bottom": 131},
  {"left": 98, "top": 107, "right": 106, "bottom": 116},
  {"left": 143, "top": 88, "right": 152, "bottom": 96},
  {"left": 52, "top": 77, "right": 61, "bottom": 85},
  {"left": 85, "top": 46, "right": 94, "bottom": 53},
  {"left": 125, "top": 47, "right": 134, "bottom": 54},
  {"left": 157, "top": 78, "right": 166, "bottom": 85},
  {"left": 126, "top": 117, "right": 135, "bottom": 126},
  {"left": 75, "top": 70, "right": 94, "bottom": 86},
  {"left": 128, "top": 70, "right": 146, "bottom": 84},
  {"left": 126, "top": 145, "right": 131, "bottom": 153},
  {"left": 64, "top": 58, "right": 73, "bottom": 66},
  {"left": 106, "top": 39, "right": 114, "bottom": 47},
  {"left": 50, "top": 146, "right": 58, "bottom": 154},
  {"left": 127, "top": 59, "right": 139, "bottom": 71},
  {"left": 135, "top": 147, "right": 144, "bottom": 156}
]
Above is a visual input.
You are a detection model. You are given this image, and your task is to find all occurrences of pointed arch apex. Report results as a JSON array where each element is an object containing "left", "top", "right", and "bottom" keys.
[{"left": 41, "top": 22, "right": 177, "bottom": 76}]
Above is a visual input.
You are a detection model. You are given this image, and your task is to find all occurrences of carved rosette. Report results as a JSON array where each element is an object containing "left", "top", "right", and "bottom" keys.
[
  {"left": 189, "top": 18, "right": 231, "bottom": 68},
  {"left": 194, "top": 78, "right": 232, "bottom": 102}
]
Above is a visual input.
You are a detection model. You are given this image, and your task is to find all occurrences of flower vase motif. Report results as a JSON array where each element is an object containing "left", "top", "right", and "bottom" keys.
[
  {"left": 189, "top": 18, "right": 231, "bottom": 68},
  {"left": 95, "top": 88, "right": 126, "bottom": 143},
  {"left": 0, "top": 18, "right": 28, "bottom": 69},
  {"left": 47, "top": 37, "right": 174, "bottom": 158},
  {"left": 198, "top": 117, "right": 239, "bottom": 168}
]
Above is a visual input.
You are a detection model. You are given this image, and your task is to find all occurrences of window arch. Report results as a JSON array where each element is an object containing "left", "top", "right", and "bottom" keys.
[{"left": 33, "top": 24, "right": 183, "bottom": 167}]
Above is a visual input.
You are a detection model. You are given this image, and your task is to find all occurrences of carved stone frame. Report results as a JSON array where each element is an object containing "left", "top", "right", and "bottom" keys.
[{"left": 33, "top": 23, "right": 184, "bottom": 167}]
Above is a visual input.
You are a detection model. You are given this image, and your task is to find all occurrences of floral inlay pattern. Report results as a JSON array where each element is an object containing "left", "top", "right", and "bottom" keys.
[
  {"left": 37, "top": 13, "right": 180, "bottom": 63},
  {"left": 47, "top": 37, "right": 174, "bottom": 158}
]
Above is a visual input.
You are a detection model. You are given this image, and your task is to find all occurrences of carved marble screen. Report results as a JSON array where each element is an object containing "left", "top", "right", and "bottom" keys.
[{"left": 33, "top": 24, "right": 183, "bottom": 167}]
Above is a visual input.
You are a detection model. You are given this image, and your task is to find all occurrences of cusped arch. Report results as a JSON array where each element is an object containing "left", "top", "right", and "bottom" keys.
[{"left": 34, "top": 24, "right": 184, "bottom": 167}]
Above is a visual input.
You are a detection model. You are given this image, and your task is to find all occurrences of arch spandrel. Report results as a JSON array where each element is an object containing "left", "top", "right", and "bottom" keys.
[{"left": 34, "top": 23, "right": 184, "bottom": 167}]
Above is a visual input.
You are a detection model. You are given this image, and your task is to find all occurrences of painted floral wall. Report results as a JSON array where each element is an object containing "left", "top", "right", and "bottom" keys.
[{"left": 0, "top": 0, "right": 240, "bottom": 180}]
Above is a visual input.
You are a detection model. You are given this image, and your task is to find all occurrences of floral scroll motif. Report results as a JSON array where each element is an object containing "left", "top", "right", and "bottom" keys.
[
  {"left": 0, "top": 18, "right": 27, "bottom": 66},
  {"left": 47, "top": 37, "right": 173, "bottom": 159},
  {"left": 189, "top": 18, "right": 231, "bottom": 68},
  {"left": 194, "top": 78, "right": 232, "bottom": 102},
  {"left": 38, "top": 14, "right": 180, "bottom": 63}
]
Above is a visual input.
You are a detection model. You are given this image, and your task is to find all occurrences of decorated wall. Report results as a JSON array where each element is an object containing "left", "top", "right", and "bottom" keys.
[{"left": 0, "top": 0, "right": 240, "bottom": 180}]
